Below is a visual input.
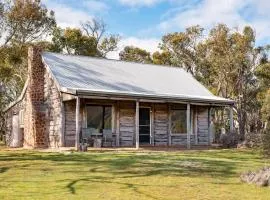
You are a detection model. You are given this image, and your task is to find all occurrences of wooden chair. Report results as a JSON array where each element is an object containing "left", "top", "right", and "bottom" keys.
[
  {"left": 81, "top": 128, "right": 94, "bottom": 146},
  {"left": 103, "top": 129, "right": 113, "bottom": 147}
]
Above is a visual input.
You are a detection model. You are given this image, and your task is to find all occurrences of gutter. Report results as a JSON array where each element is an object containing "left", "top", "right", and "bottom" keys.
[{"left": 61, "top": 87, "right": 235, "bottom": 106}]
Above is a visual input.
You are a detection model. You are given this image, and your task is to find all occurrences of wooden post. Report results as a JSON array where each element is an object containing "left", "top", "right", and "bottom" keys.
[
  {"left": 135, "top": 100, "right": 139, "bottom": 149},
  {"left": 187, "top": 103, "right": 191, "bottom": 149},
  {"left": 168, "top": 104, "right": 171, "bottom": 146},
  {"left": 194, "top": 106, "right": 198, "bottom": 145},
  {"left": 60, "top": 101, "right": 65, "bottom": 147},
  {"left": 75, "top": 96, "right": 80, "bottom": 151},
  {"left": 229, "top": 106, "right": 234, "bottom": 133},
  {"left": 208, "top": 107, "right": 211, "bottom": 145},
  {"left": 116, "top": 101, "right": 120, "bottom": 147},
  {"left": 151, "top": 103, "right": 155, "bottom": 146}
]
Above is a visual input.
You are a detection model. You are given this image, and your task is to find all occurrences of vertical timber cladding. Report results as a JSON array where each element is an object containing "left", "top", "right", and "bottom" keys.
[
  {"left": 154, "top": 103, "right": 168, "bottom": 146},
  {"left": 119, "top": 101, "right": 135, "bottom": 146},
  {"left": 197, "top": 106, "right": 210, "bottom": 145},
  {"left": 64, "top": 100, "right": 76, "bottom": 147}
]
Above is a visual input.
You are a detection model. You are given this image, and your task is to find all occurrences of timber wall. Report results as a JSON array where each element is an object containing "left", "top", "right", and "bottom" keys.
[{"left": 63, "top": 99, "right": 210, "bottom": 147}]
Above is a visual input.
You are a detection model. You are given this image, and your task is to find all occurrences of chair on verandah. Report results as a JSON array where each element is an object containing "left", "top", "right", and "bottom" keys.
[
  {"left": 102, "top": 129, "right": 114, "bottom": 147},
  {"left": 81, "top": 128, "right": 96, "bottom": 146}
]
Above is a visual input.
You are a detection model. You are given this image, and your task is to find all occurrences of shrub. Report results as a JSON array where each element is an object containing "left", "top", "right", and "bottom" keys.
[{"left": 262, "top": 126, "right": 270, "bottom": 156}]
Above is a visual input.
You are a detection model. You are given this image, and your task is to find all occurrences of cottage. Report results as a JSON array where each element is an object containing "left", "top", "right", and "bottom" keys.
[{"left": 5, "top": 47, "right": 234, "bottom": 149}]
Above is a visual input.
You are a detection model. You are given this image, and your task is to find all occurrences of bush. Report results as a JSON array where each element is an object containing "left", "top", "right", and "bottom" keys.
[
  {"left": 262, "top": 126, "right": 270, "bottom": 156},
  {"left": 242, "top": 132, "right": 262, "bottom": 148},
  {"left": 220, "top": 131, "right": 240, "bottom": 148}
]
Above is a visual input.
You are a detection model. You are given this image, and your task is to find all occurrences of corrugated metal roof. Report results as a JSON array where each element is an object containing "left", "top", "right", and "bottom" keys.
[{"left": 42, "top": 52, "right": 234, "bottom": 105}]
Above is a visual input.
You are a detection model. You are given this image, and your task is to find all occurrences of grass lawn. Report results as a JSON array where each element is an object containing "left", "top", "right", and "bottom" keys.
[{"left": 0, "top": 148, "right": 270, "bottom": 200}]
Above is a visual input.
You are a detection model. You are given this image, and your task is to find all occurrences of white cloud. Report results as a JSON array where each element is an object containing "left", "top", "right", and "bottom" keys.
[
  {"left": 159, "top": 0, "right": 247, "bottom": 31},
  {"left": 118, "top": 0, "right": 163, "bottom": 7},
  {"left": 44, "top": 0, "right": 93, "bottom": 28},
  {"left": 83, "top": 0, "right": 109, "bottom": 12},
  {"left": 107, "top": 37, "right": 160, "bottom": 59},
  {"left": 156, "top": 0, "right": 270, "bottom": 45}
]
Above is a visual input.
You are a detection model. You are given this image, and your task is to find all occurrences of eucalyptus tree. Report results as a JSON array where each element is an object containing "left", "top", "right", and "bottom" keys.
[
  {"left": 51, "top": 18, "right": 120, "bottom": 57},
  {"left": 119, "top": 46, "right": 152, "bottom": 64}
]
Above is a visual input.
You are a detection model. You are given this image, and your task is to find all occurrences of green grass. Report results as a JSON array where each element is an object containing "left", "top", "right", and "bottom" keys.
[{"left": 0, "top": 148, "right": 269, "bottom": 200}]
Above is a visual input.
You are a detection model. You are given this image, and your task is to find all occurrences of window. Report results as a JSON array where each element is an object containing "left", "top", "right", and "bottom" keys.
[
  {"left": 19, "top": 110, "right": 24, "bottom": 127},
  {"left": 86, "top": 105, "right": 112, "bottom": 132},
  {"left": 171, "top": 109, "right": 187, "bottom": 134}
]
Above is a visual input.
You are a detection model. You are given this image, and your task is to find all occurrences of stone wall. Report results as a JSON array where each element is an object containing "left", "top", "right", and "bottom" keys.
[
  {"left": 24, "top": 47, "right": 47, "bottom": 148},
  {"left": 44, "top": 69, "right": 63, "bottom": 148},
  {"left": 5, "top": 47, "right": 63, "bottom": 149}
]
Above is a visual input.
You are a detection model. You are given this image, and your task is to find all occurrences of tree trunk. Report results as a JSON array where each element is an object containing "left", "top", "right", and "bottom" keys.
[{"left": 238, "top": 107, "right": 247, "bottom": 141}]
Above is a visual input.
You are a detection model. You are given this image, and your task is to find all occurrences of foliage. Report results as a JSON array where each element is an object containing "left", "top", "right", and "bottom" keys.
[
  {"left": 121, "top": 24, "right": 269, "bottom": 141},
  {"left": 0, "top": 0, "right": 56, "bottom": 101},
  {"left": 119, "top": 46, "right": 152, "bottom": 63},
  {"left": 0, "top": 0, "right": 56, "bottom": 139},
  {"left": 262, "top": 126, "right": 270, "bottom": 156},
  {"left": 159, "top": 25, "right": 204, "bottom": 74},
  {"left": 50, "top": 27, "right": 99, "bottom": 56},
  {"left": 199, "top": 25, "right": 262, "bottom": 139},
  {"left": 152, "top": 51, "right": 173, "bottom": 65},
  {"left": 1, "top": 0, "right": 56, "bottom": 46},
  {"left": 261, "top": 90, "right": 270, "bottom": 155},
  {"left": 51, "top": 18, "right": 120, "bottom": 57}
]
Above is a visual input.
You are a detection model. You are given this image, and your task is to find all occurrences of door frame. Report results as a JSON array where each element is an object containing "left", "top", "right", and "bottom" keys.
[{"left": 139, "top": 106, "right": 152, "bottom": 145}]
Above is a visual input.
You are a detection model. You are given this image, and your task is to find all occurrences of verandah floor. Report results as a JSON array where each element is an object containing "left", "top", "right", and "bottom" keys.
[{"left": 0, "top": 146, "right": 269, "bottom": 200}]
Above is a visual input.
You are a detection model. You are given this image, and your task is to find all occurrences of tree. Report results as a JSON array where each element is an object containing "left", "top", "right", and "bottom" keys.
[
  {"left": 50, "top": 27, "right": 98, "bottom": 56},
  {"left": 0, "top": 0, "right": 56, "bottom": 140},
  {"left": 256, "top": 49, "right": 270, "bottom": 129},
  {"left": 1, "top": 0, "right": 55, "bottom": 47},
  {"left": 51, "top": 18, "right": 120, "bottom": 57},
  {"left": 159, "top": 25, "right": 204, "bottom": 74},
  {"left": 152, "top": 51, "right": 173, "bottom": 66},
  {"left": 119, "top": 46, "right": 152, "bottom": 63},
  {"left": 262, "top": 90, "right": 270, "bottom": 155}
]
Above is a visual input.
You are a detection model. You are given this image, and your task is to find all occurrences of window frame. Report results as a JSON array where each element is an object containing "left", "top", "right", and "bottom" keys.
[
  {"left": 169, "top": 106, "right": 194, "bottom": 135},
  {"left": 19, "top": 109, "right": 24, "bottom": 128},
  {"left": 85, "top": 104, "right": 113, "bottom": 133},
  {"left": 170, "top": 108, "right": 187, "bottom": 135}
]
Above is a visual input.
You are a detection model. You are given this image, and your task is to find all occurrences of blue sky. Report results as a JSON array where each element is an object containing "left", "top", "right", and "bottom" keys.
[{"left": 43, "top": 0, "right": 270, "bottom": 59}]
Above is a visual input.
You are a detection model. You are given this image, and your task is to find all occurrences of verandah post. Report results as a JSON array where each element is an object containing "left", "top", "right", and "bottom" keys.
[
  {"left": 187, "top": 103, "right": 191, "bottom": 149},
  {"left": 75, "top": 96, "right": 80, "bottom": 151},
  {"left": 229, "top": 106, "right": 234, "bottom": 133},
  {"left": 135, "top": 100, "right": 139, "bottom": 149}
]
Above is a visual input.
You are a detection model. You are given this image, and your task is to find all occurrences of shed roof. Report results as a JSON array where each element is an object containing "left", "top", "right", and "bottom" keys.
[{"left": 42, "top": 52, "right": 234, "bottom": 105}]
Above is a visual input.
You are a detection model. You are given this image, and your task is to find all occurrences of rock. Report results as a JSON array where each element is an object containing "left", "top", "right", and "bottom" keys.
[{"left": 241, "top": 167, "right": 270, "bottom": 187}]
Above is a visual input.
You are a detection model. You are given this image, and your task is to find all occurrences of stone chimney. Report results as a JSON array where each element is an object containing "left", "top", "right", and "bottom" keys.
[{"left": 24, "top": 46, "right": 47, "bottom": 148}]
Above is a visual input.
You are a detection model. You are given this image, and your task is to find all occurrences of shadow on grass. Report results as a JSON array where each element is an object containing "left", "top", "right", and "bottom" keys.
[
  {"left": 0, "top": 167, "right": 9, "bottom": 173},
  {"left": 66, "top": 177, "right": 169, "bottom": 199},
  {"left": 0, "top": 149, "right": 267, "bottom": 198}
]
